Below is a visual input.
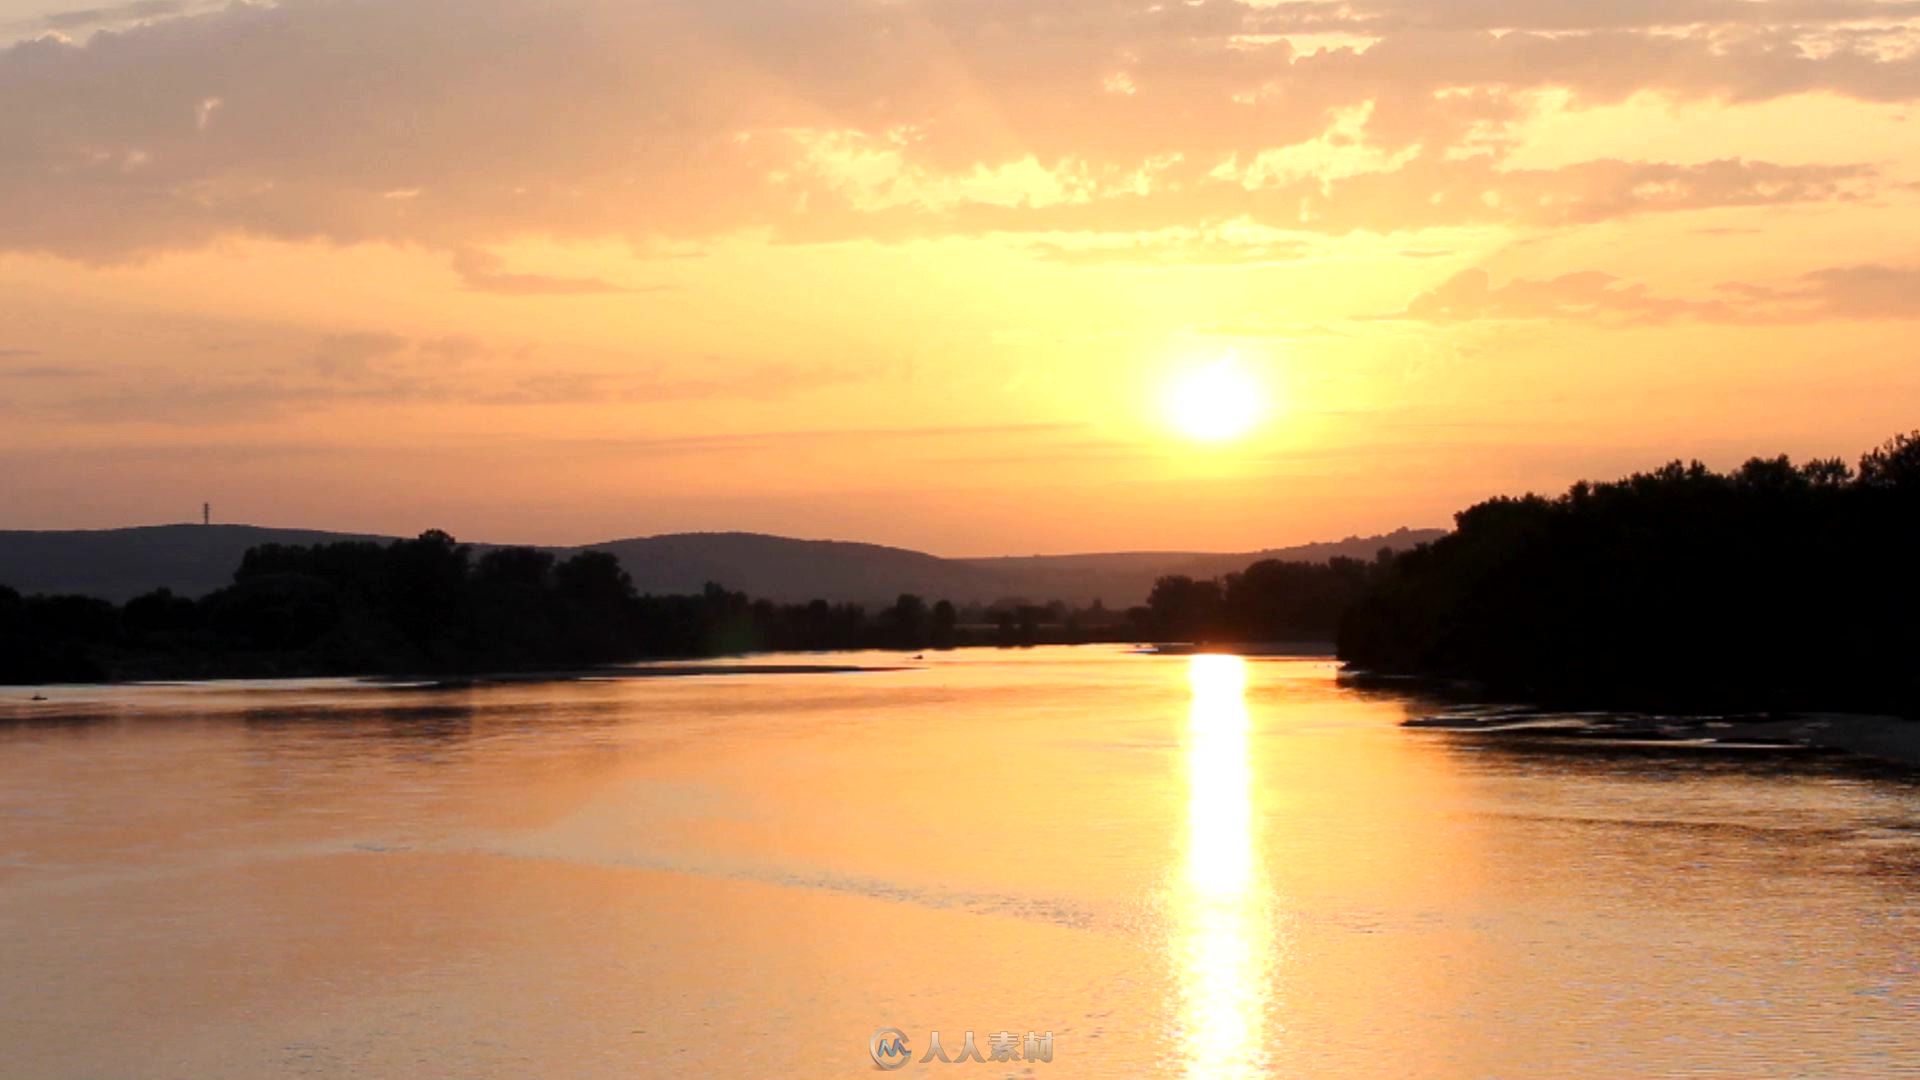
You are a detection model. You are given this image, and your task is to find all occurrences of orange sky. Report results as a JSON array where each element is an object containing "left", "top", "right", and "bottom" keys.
[{"left": 3, "top": 0, "right": 1919, "bottom": 553}]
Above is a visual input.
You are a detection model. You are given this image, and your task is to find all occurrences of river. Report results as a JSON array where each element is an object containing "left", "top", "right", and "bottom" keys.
[{"left": 2, "top": 647, "right": 1916, "bottom": 1078}]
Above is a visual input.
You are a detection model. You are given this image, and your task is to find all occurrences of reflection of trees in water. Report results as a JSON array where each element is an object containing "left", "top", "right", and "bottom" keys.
[
  {"left": 1421, "top": 727, "right": 1920, "bottom": 897},
  {"left": 1860, "top": 831, "right": 1920, "bottom": 885},
  {"left": 241, "top": 702, "right": 481, "bottom": 743},
  {"left": 0, "top": 707, "right": 121, "bottom": 733},
  {"left": 237, "top": 688, "right": 638, "bottom": 753},
  {"left": 1427, "top": 725, "right": 1920, "bottom": 781}
]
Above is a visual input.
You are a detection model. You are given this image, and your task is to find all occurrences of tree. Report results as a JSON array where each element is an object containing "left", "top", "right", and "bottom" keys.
[
  {"left": 1859, "top": 430, "right": 1920, "bottom": 490},
  {"left": 930, "top": 599, "right": 958, "bottom": 650},
  {"left": 554, "top": 551, "right": 633, "bottom": 603},
  {"left": 383, "top": 530, "right": 473, "bottom": 665},
  {"left": 886, "top": 594, "right": 929, "bottom": 649},
  {"left": 474, "top": 547, "right": 555, "bottom": 589},
  {"left": 1144, "top": 575, "right": 1223, "bottom": 641}
]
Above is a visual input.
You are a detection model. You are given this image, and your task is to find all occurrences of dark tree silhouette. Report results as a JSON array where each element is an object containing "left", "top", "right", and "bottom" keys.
[
  {"left": 1859, "top": 430, "right": 1920, "bottom": 489},
  {"left": 885, "top": 594, "right": 930, "bottom": 649},
  {"left": 9, "top": 430, "right": 1915, "bottom": 705},
  {"left": 930, "top": 600, "right": 958, "bottom": 650},
  {"left": 1338, "top": 431, "right": 1920, "bottom": 714},
  {"left": 1142, "top": 575, "right": 1225, "bottom": 641}
]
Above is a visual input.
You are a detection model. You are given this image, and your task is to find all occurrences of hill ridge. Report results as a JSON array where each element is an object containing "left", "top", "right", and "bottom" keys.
[{"left": 0, "top": 523, "right": 1446, "bottom": 606}]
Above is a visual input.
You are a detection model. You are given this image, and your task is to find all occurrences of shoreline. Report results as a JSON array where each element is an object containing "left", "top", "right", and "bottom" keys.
[
  {"left": 0, "top": 658, "right": 929, "bottom": 697},
  {"left": 374, "top": 661, "right": 919, "bottom": 689},
  {"left": 2, "top": 640, "right": 1354, "bottom": 693},
  {"left": 1406, "top": 707, "right": 1920, "bottom": 768},
  {"left": 0, "top": 639, "right": 1153, "bottom": 691}
]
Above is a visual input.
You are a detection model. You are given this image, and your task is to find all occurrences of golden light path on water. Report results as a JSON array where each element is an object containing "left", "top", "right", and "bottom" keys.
[{"left": 1179, "top": 654, "right": 1273, "bottom": 1079}]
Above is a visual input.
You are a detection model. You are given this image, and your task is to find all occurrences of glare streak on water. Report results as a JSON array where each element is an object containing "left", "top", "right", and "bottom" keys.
[{"left": 1179, "top": 655, "right": 1271, "bottom": 1079}]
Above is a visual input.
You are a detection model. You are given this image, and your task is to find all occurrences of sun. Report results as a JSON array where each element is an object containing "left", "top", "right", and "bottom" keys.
[{"left": 1166, "top": 355, "right": 1264, "bottom": 443}]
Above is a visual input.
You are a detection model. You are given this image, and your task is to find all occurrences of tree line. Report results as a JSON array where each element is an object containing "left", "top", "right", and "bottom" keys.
[
  {"left": 1133, "top": 556, "right": 1384, "bottom": 644},
  {"left": 1334, "top": 430, "right": 1920, "bottom": 713},
  {"left": 9, "top": 428, "right": 1916, "bottom": 710},
  {"left": 1113, "top": 429, "right": 1920, "bottom": 715},
  {"left": 0, "top": 530, "right": 1150, "bottom": 683}
]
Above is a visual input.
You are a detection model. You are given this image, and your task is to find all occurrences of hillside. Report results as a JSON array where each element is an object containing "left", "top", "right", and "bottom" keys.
[
  {"left": 578, "top": 532, "right": 992, "bottom": 607},
  {"left": 0, "top": 525, "right": 389, "bottom": 604},
  {"left": 954, "top": 528, "right": 1446, "bottom": 606},
  {"left": 0, "top": 524, "right": 1444, "bottom": 607}
]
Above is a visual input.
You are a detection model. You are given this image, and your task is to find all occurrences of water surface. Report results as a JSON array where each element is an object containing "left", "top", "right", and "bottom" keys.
[{"left": 2, "top": 648, "right": 1917, "bottom": 1078}]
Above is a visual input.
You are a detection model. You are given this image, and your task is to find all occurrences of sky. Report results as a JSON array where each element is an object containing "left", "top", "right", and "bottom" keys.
[{"left": 2, "top": 0, "right": 1919, "bottom": 553}]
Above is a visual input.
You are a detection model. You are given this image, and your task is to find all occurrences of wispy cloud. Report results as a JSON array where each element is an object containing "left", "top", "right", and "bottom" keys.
[
  {"left": 14, "top": 329, "right": 866, "bottom": 424},
  {"left": 451, "top": 248, "right": 660, "bottom": 296},
  {"left": 1383, "top": 268, "right": 1740, "bottom": 324},
  {"left": 0, "top": 364, "right": 92, "bottom": 378},
  {"left": 1388, "top": 262, "right": 1920, "bottom": 323},
  {"left": 40, "top": 1, "right": 182, "bottom": 32},
  {"left": 0, "top": 0, "right": 1909, "bottom": 259},
  {"left": 542, "top": 422, "right": 1087, "bottom": 457}
]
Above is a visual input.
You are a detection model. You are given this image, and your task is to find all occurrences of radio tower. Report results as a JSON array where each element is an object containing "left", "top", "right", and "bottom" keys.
[{"left": 202, "top": 502, "right": 210, "bottom": 526}]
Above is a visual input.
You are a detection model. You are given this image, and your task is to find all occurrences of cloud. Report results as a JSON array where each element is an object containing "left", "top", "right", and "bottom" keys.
[
  {"left": 469, "top": 361, "right": 858, "bottom": 406},
  {"left": 0, "top": 0, "right": 1910, "bottom": 260},
  {"left": 307, "top": 332, "right": 410, "bottom": 380},
  {"left": 1789, "top": 263, "right": 1920, "bottom": 318},
  {"left": 1388, "top": 267, "right": 1740, "bottom": 323},
  {"left": 548, "top": 422, "right": 1088, "bottom": 457},
  {"left": 1209, "top": 0, "right": 1920, "bottom": 36},
  {"left": 36, "top": 1, "right": 183, "bottom": 32},
  {"left": 16, "top": 328, "right": 863, "bottom": 424},
  {"left": 1391, "top": 261, "right": 1920, "bottom": 323},
  {"left": 931, "top": 156, "right": 1873, "bottom": 238},
  {"left": 0, "top": 365, "right": 92, "bottom": 378},
  {"left": 1024, "top": 235, "right": 1317, "bottom": 267},
  {"left": 0, "top": 348, "right": 43, "bottom": 358},
  {"left": 450, "top": 248, "right": 654, "bottom": 295}
]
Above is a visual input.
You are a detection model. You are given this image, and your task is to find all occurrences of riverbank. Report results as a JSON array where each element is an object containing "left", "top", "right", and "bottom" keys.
[
  {"left": 376, "top": 661, "right": 918, "bottom": 690},
  {"left": 1406, "top": 707, "right": 1920, "bottom": 767},
  {"left": 1138, "top": 639, "right": 1336, "bottom": 657}
]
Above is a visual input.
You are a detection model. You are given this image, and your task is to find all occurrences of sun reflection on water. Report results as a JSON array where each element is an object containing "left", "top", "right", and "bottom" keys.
[{"left": 1178, "top": 654, "right": 1272, "bottom": 1078}]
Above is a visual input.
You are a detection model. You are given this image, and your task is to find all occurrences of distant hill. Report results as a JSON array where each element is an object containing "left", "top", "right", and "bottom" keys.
[
  {"left": 953, "top": 528, "right": 1448, "bottom": 607},
  {"left": 0, "top": 525, "right": 390, "bottom": 604},
  {"left": 0, "top": 523, "right": 1445, "bottom": 606},
  {"left": 578, "top": 532, "right": 990, "bottom": 607}
]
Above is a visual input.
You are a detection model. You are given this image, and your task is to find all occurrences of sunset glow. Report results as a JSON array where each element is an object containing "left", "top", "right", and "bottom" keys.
[
  {"left": 1167, "top": 356, "right": 1265, "bottom": 444},
  {"left": 2, "top": 0, "right": 1918, "bottom": 552},
  {"left": 6, "top": 4, "right": 1920, "bottom": 1075}
]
